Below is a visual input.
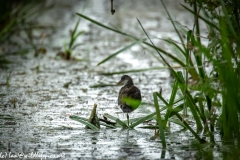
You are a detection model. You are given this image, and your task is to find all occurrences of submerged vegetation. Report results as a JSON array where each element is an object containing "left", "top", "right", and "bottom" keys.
[{"left": 75, "top": 0, "right": 240, "bottom": 148}]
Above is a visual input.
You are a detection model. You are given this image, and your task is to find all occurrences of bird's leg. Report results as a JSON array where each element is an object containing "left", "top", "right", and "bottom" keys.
[{"left": 127, "top": 113, "right": 129, "bottom": 127}]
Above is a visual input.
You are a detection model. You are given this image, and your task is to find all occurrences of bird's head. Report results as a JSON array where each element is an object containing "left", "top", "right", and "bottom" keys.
[{"left": 117, "top": 75, "right": 133, "bottom": 86}]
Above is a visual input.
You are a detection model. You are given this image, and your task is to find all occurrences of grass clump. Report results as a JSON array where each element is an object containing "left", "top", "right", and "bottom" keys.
[
  {"left": 57, "top": 18, "right": 84, "bottom": 60},
  {"left": 75, "top": 0, "right": 240, "bottom": 147}
]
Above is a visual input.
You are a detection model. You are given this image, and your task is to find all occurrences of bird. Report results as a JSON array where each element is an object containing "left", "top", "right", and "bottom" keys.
[{"left": 117, "top": 75, "right": 142, "bottom": 126}]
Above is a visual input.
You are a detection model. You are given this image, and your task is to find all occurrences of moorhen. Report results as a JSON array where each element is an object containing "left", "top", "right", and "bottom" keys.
[{"left": 117, "top": 75, "right": 142, "bottom": 126}]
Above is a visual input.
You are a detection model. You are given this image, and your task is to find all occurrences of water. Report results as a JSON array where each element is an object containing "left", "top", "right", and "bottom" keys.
[{"left": 0, "top": 0, "right": 238, "bottom": 159}]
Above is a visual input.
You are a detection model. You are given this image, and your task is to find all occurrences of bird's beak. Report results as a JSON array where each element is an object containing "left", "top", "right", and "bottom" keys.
[{"left": 117, "top": 80, "right": 123, "bottom": 85}]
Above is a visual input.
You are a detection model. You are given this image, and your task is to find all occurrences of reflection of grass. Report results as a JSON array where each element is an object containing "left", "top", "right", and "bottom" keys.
[{"left": 76, "top": 0, "right": 240, "bottom": 148}]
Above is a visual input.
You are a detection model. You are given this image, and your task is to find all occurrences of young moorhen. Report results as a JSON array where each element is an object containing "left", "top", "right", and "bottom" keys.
[{"left": 117, "top": 75, "right": 142, "bottom": 126}]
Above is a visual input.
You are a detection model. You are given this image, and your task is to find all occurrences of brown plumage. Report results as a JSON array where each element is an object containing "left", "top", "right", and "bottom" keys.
[{"left": 117, "top": 75, "right": 142, "bottom": 126}]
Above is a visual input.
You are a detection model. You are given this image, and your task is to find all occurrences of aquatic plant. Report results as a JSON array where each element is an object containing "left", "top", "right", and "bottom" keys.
[
  {"left": 70, "top": 105, "right": 157, "bottom": 130},
  {"left": 76, "top": 0, "right": 240, "bottom": 147},
  {"left": 58, "top": 18, "right": 84, "bottom": 60}
]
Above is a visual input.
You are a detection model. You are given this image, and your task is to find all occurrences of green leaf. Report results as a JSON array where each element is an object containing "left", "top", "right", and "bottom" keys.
[
  {"left": 162, "top": 38, "right": 186, "bottom": 58},
  {"left": 100, "top": 67, "right": 167, "bottom": 75},
  {"left": 163, "top": 79, "right": 178, "bottom": 128},
  {"left": 137, "top": 18, "right": 184, "bottom": 85},
  {"left": 153, "top": 92, "right": 166, "bottom": 148},
  {"left": 72, "top": 31, "right": 84, "bottom": 42},
  {"left": 90, "top": 83, "right": 116, "bottom": 88},
  {"left": 181, "top": 4, "right": 219, "bottom": 31},
  {"left": 97, "top": 40, "right": 143, "bottom": 66},
  {"left": 168, "top": 118, "right": 186, "bottom": 128},
  {"left": 76, "top": 13, "right": 186, "bottom": 68},
  {"left": 104, "top": 113, "right": 128, "bottom": 128},
  {"left": 100, "top": 122, "right": 116, "bottom": 128},
  {"left": 129, "top": 112, "right": 156, "bottom": 128},
  {"left": 76, "top": 13, "right": 135, "bottom": 39},
  {"left": 160, "top": 0, "right": 186, "bottom": 51},
  {"left": 177, "top": 71, "right": 203, "bottom": 131},
  {"left": 69, "top": 115, "right": 99, "bottom": 131},
  {"left": 175, "top": 113, "right": 206, "bottom": 143}
]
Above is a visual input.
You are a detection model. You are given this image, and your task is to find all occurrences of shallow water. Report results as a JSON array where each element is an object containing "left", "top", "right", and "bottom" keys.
[{"left": 0, "top": 0, "right": 239, "bottom": 159}]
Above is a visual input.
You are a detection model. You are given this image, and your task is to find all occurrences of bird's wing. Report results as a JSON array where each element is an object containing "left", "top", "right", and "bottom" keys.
[
  {"left": 126, "top": 86, "right": 142, "bottom": 100},
  {"left": 118, "top": 85, "right": 142, "bottom": 106},
  {"left": 118, "top": 87, "right": 126, "bottom": 105}
]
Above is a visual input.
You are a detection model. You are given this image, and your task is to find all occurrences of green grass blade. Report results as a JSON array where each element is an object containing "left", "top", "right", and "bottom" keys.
[
  {"left": 90, "top": 83, "right": 116, "bottom": 88},
  {"left": 169, "top": 103, "right": 184, "bottom": 117},
  {"left": 97, "top": 40, "right": 142, "bottom": 66},
  {"left": 129, "top": 112, "right": 156, "bottom": 128},
  {"left": 100, "top": 67, "right": 168, "bottom": 75},
  {"left": 137, "top": 18, "right": 185, "bottom": 84},
  {"left": 168, "top": 118, "right": 186, "bottom": 128},
  {"left": 177, "top": 71, "right": 203, "bottom": 131},
  {"left": 104, "top": 113, "right": 128, "bottom": 128},
  {"left": 219, "top": 0, "right": 238, "bottom": 40},
  {"left": 198, "top": 97, "right": 207, "bottom": 125},
  {"left": 169, "top": 79, "right": 179, "bottom": 105},
  {"left": 163, "top": 79, "right": 179, "bottom": 128},
  {"left": 128, "top": 116, "right": 152, "bottom": 124},
  {"left": 76, "top": 13, "right": 136, "bottom": 39},
  {"left": 142, "top": 45, "right": 163, "bottom": 63},
  {"left": 100, "top": 122, "right": 116, "bottom": 128},
  {"left": 189, "top": 31, "right": 205, "bottom": 79},
  {"left": 160, "top": 0, "right": 186, "bottom": 51},
  {"left": 185, "top": 30, "right": 200, "bottom": 80},
  {"left": 76, "top": 13, "right": 186, "bottom": 68},
  {"left": 162, "top": 38, "right": 186, "bottom": 57},
  {"left": 69, "top": 115, "right": 99, "bottom": 131},
  {"left": 155, "top": 92, "right": 169, "bottom": 106},
  {"left": 181, "top": 4, "right": 219, "bottom": 31},
  {"left": 174, "top": 113, "right": 206, "bottom": 143},
  {"left": 153, "top": 92, "right": 166, "bottom": 148},
  {"left": 162, "top": 36, "right": 198, "bottom": 79},
  {"left": 72, "top": 43, "right": 83, "bottom": 50},
  {"left": 72, "top": 31, "right": 84, "bottom": 43},
  {"left": 69, "top": 18, "right": 81, "bottom": 49},
  {"left": 156, "top": 92, "right": 185, "bottom": 129},
  {"left": 174, "top": 97, "right": 184, "bottom": 104},
  {"left": 72, "top": 18, "right": 80, "bottom": 39},
  {"left": 143, "top": 42, "right": 186, "bottom": 68},
  {"left": 139, "top": 125, "right": 159, "bottom": 129}
]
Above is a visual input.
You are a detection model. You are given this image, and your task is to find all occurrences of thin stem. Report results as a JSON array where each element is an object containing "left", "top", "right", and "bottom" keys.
[
  {"left": 127, "top": 113, "right": 129, "bottom": 127},
  {"left": 110, "top": 0, "right": 115, "bottom": 15}
]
